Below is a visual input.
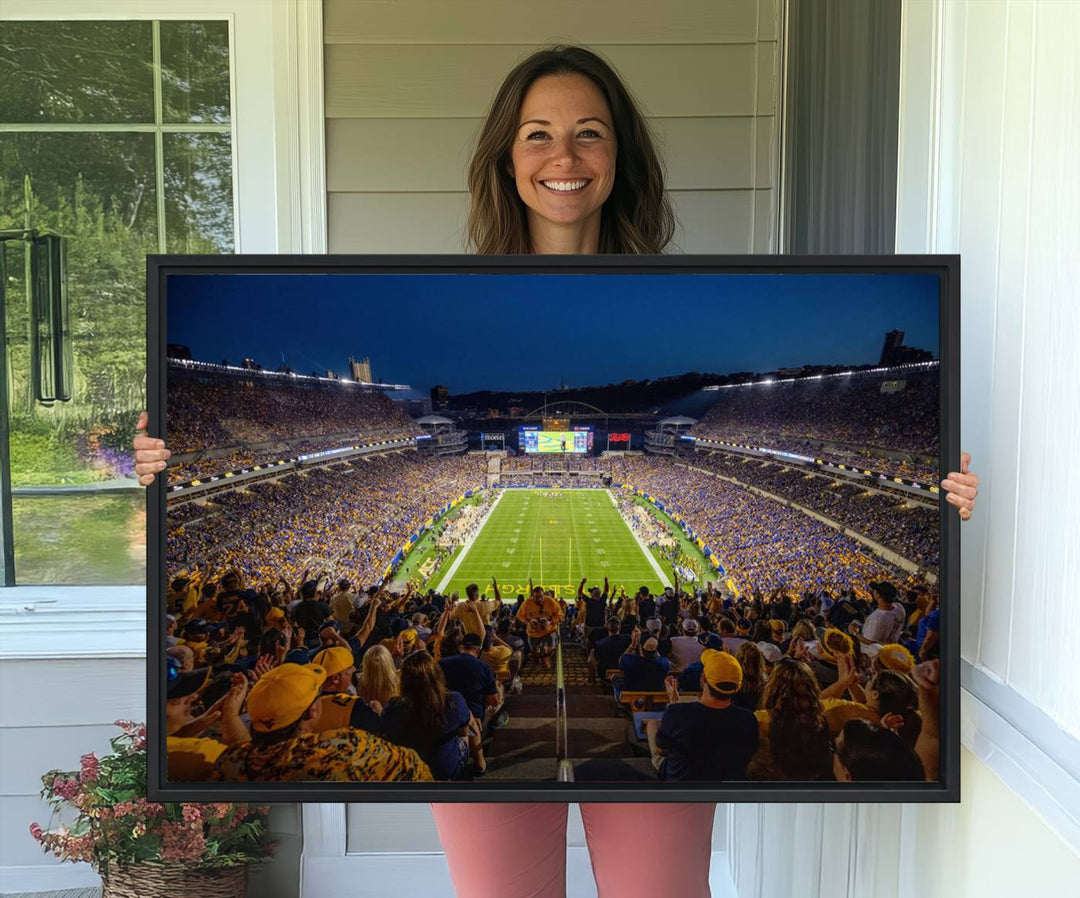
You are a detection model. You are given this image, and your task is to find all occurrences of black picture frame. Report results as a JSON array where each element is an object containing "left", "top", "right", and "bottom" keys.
[{"left": 147, "top": 253, "right": 960, "bottom": 803}]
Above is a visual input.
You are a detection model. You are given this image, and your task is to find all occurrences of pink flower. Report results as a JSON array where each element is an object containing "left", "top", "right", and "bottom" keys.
[
  {"left": 80, "top": 753, "right": 100, "bottom": 782},
  {"left": 29, "top": 822, "right": 44, "bottom": 842},
  {"left": 160, "top": 822, "right": 206, "bottom": 864},
  {"left": 136, "top": 799, "right": 165, "bottom": 818},
  {"left": 52, "top": 778, "right": 80, "bottom": 801},
  {"left": 62, "top": 834, "right": 95, "bottom": 864},
  {"left": 181, "top": 805, "right": 203, "bottom": 824}
]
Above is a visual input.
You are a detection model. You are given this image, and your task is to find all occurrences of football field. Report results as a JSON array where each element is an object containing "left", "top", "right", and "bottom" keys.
[{"left": 436, "top": 489, "right": 670, "bottom": 599}]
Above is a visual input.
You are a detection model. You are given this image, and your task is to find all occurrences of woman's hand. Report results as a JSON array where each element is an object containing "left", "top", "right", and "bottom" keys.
[
  {"left": 941, "top": 452, "right": 979, "bottom": 521},
  {"left": 133, "top": 411, "right": 170, "bottom": 486}
]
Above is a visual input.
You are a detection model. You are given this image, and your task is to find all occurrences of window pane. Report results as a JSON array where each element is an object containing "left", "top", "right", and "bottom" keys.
[
  {"left": 2, "top": 132, "right": 155, "bottom": 584},
  {"left": 164, "top": 133, "right": 235, "bottom": 253},
  {"left": 0, "top": 21, "right": 154, "bottom": 124},
  {"left": 160, "top": 20, "right": 232, "bottom": 124},
  {"left": 12, "top": 492, "right": 146, "bottom": 585},
  {"left": 1, "top": 132, "right": 156, "bottom": 491}
]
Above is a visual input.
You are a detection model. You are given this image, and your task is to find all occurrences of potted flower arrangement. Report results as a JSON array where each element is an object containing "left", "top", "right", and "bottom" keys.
[{"left": 30, "top": 720, "right": 273, "bottom": 898}]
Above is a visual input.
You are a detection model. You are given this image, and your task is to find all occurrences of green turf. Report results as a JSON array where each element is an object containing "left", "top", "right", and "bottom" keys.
[{"left": 436, "top": 488, "right": 669, "bottom": 599}]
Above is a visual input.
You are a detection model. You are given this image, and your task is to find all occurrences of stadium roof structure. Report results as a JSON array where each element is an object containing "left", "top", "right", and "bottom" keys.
[
  {"left": 415, "top": 414, "right": 456, "bottom": 425},
  {"left": 168, "top": 358, "right": 411, "bottom": 390},
  {"left": 657, "top": 415, "right": 698, "bottom": 426}
]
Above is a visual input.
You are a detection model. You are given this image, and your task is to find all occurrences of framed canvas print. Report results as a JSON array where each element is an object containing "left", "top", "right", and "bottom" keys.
[{"left": 147, "top": 254, "right": 959, "bottom": 803}]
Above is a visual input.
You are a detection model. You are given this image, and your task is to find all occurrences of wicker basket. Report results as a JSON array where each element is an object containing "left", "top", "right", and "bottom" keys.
[{"left": 100, "top": 862, "right": 247, "bottom": 898}]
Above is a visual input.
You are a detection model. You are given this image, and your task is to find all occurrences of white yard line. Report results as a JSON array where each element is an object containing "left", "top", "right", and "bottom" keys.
[
  {"left": 605, "top": 489, "right": 672, "bottom": 589},
  {"left": 435, "top": 488, "right": 506, "bottom": 594}
]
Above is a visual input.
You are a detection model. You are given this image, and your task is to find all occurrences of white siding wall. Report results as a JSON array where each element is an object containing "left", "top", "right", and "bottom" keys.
[
  {"left": 895, "top": 0, "right": 1080, "bottom": 736},
  {"left": 324, "top": 0, "right": 782, "bottom": 254}
]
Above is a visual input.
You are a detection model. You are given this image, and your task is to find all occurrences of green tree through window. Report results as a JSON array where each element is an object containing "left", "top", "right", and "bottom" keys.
[{"left": 0, "top": 20, "right": 234, "bottom": 584}]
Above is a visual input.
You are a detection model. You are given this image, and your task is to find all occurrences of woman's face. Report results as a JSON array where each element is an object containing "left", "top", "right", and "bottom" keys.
[{"left": 509, "top": 73, "right": 616, "bottom": 234}]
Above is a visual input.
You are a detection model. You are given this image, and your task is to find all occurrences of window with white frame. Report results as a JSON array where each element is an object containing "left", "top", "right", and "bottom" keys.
[{"left": 0, "top": 18, "right": 234, "bottom": 586}]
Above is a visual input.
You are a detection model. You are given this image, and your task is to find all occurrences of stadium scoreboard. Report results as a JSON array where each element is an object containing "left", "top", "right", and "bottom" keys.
[{"left": 519, "top": 424, "right": 593, "bottom": 453}]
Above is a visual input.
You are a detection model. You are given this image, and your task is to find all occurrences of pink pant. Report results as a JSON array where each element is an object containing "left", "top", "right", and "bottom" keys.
[{"left": 431, "top": 802, "right": 716, "bottom": 898}]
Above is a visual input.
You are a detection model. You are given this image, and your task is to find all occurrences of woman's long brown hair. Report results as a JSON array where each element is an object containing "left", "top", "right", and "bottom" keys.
[
  {"left": 467, "top": 45, "right": 675, "bottom": 255},
  {"left": 760, "top": 658, "right": 833, "bottom": 780},
  {"left": 736, "top": 641, "right": 767, "bottom": 696},
  {"left": 399, "top": 651, "right": 453, "bottom": 744}
]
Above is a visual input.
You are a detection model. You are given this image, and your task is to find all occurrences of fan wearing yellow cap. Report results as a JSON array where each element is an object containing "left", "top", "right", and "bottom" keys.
[
  {"left": 312, "top": 647, "right": 382, "bottom": 735},
  {"left": 874, "top": 643, "right": 915, "bottom": 675},
  {"left": 643, "top": 649, "right": 759, "bottom": 782},
  {"left": 313, "top": 646, "right": 356, "bottom": 694},
  {"left": 211, "top": 664, "right": 432, "bottom": 783}
]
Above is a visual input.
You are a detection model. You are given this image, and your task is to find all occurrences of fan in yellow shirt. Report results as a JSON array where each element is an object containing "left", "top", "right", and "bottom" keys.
[{"left": 516, "top": 584, "right": 563, "bottom": 670}]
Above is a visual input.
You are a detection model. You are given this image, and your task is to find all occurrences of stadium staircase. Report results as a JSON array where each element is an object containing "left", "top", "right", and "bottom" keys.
[{"left": 483, "top": 626, "right": 657, "bottom": 781}]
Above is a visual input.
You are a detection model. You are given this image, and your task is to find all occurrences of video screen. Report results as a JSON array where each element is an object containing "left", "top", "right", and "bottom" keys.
[
  {"left": 153, "top": 260, "right": 954, "bottom": 801},
  {"left": 524, "top": 430, "right": 588, "bottom": 453}
]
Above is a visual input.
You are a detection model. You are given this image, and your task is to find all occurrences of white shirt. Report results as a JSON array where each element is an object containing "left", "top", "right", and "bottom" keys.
[{"left": 862, "top": 603, "right": 906, "bottom": 644}]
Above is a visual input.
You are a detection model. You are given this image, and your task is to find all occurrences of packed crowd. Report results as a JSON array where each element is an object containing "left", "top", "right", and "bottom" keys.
[
  {"left": 690, "top": 452, "right": 940, "bottom": 569},
  {"left": 692, "top": 368, "right": 938, "bottom": 460},
  {"left": 167, "top": 431, "right": 415, "bottom": 485},
  {"left": 166, "top": 578, "right": 541, "bottom": 783},
  {"left": 165, "top": 569, "right": 941, "bottom": 785},
  {"left": 610, "top": 456, "right": 934, "bottom": 598},
  {"left": 167, "top": 367, "right": 420, "bottom": 455},
  {"left": 496, "top": 476, "right": 607, "bottom": 488},
  {"left": 167, "top": 452, "right": 486, "bottom": 587},
  {"left": 501, "top": 454, "right": 610, "bottom": 472},
  {"left": 168, "top": 449, "right": 263, "bottom": 485},
  {"left": 575, "top": 577, "right": 940, "bottom": 783}
]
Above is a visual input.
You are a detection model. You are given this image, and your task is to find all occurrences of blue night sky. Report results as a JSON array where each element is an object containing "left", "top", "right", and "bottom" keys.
[{"left": 167, "top": 272, "right": 939, "bottom": 395}]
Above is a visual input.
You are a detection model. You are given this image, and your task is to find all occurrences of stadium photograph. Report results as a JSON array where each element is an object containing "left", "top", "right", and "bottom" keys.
[{"left": 160, "top": 268, "right": 945, "bottom": 790}]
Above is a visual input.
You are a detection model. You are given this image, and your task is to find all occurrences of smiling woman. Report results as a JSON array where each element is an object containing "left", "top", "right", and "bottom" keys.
[
  {"left": 466, "top": 45, "right": 674, "bottom": 255},
  {"left": 509, "top": 73, "right": 617, "bottom": 251}
]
